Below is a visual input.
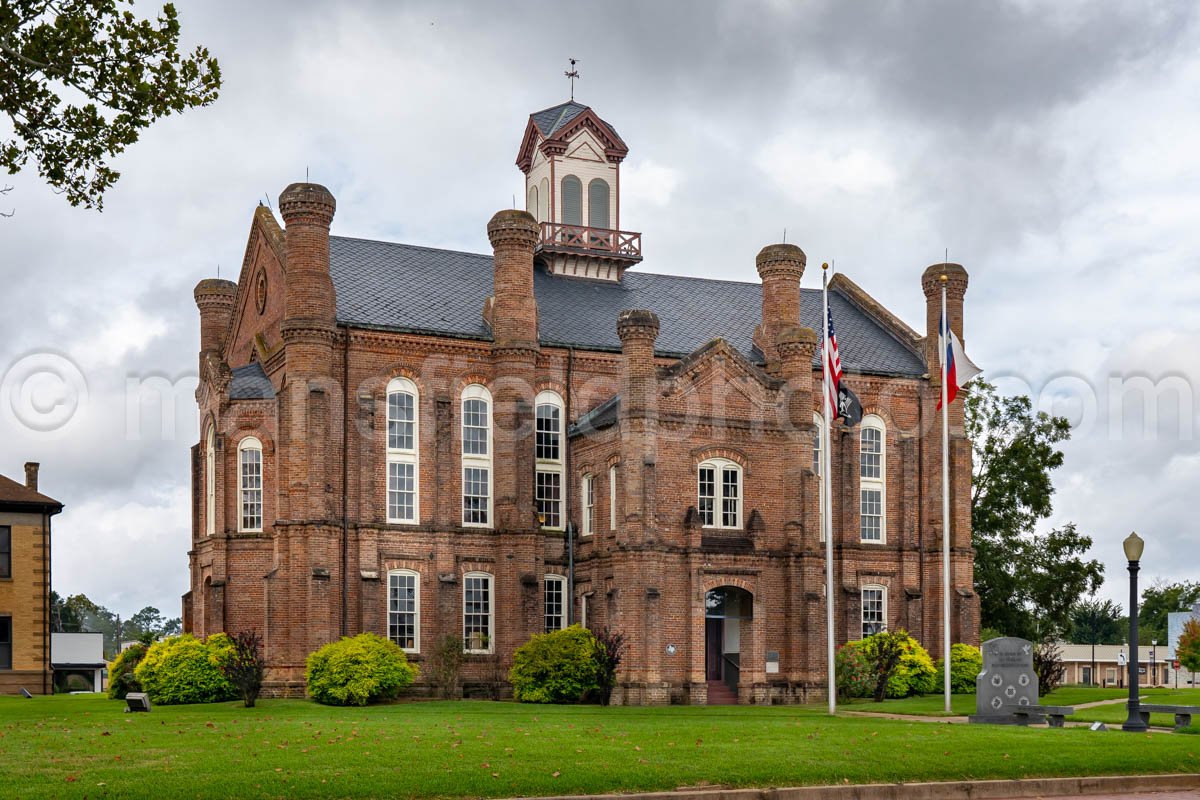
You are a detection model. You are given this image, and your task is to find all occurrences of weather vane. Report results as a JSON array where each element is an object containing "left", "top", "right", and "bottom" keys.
[{"left": 565, "top": 58, "right": 580, "bottom": 101}]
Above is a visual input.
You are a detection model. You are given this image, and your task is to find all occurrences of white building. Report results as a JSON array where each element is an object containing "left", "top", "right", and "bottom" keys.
[{"left": 51, "top": 632, "right": 106, "bottom": 693}]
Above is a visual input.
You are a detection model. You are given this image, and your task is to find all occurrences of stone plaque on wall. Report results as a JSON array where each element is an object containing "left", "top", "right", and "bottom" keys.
[{"left": 968, "top": 637, "right": 1039, "bottom": 724}]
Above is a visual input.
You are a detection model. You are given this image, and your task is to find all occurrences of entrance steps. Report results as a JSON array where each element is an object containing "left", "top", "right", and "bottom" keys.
[{"left": 706, "top": 680, "right": 738, "bottom": 705}]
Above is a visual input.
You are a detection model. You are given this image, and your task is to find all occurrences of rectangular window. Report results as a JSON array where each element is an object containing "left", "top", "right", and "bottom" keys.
[
  {"left": 860, "top": 489, "right": 882, "bottom": 541},
  {"left": 609, "top": 466, "right": 618, "bottom": 531},
  {"left": 463, "top": 574, "right": 493, "bottom": 653},
  {"left": 862, "top": 588, "right": 885, "bottom": 638},
  {"left": 0, "top": 526, "right": 10, "bottom": 579},
  {"left": 388, "top": 393, "right": 415, "bottom": 450},
  {"left": 0, "top": 616, "right": 10, "bottom": 670},
  {"left": 698, "top": 466, "right": 715, "bottom": 526},
  {"left": 535, "top": 405, "right": 560, "bottom": 461},
  {"left": 580, "top": 593, "right": 589, "bottom": 629},
  {"left": 240, "top": 449, "right": 263, "bottom": 531},
  {"left": 544, "top": 576, "right": 565, "bottom": 632},
  {"left": 860, "top": 428, "right": 882, "bottom": 479},
  {"left": 721, "top": 467, "right": 740, "bottom": 528},
  {"left": 582, "top": 476, "right": 594, "bottom": 536},
  {"left": 388, "top": 572, "right": 419, "bottom": 652},
  {"left": 535, "top": 471, "right": 562, "bottom": 529},
  {"left": 463, "top": 467, "right": 490, "bottom": 525},
  {"left": 462, "top": 399, "right": 489, "bottom": 456},
  {"left": 388, "top": 462, "right": 416, "bottom": 523}
]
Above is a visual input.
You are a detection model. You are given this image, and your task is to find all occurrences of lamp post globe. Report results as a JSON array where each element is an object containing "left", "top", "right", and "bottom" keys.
[{"left": 1121, "top": 532, "right": 1148, "bottom": 732}]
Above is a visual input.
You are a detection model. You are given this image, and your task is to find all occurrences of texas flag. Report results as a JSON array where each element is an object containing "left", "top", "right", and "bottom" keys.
[{"left": 938, "top": 314, "right": 982, "bottom": 409}]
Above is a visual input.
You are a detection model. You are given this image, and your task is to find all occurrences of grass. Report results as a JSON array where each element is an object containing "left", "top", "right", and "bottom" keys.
[
  {"left": 1067, "top": 690, "right": 1200, "bottom": 726},
  {"left": 1, "top": 695, "right": 1198, "bottom": 800},
  {"left": 839, "top": 686, "right": 1130, "bottom": 717}
]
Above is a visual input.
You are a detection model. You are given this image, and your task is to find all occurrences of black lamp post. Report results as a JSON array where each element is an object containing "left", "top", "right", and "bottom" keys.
[{"left": 1121, "top": 532, "right": 1148, "bottom": 733}]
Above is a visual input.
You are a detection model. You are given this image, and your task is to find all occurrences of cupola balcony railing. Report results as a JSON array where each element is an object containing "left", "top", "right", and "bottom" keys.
[{"left": 538, "top": 222, "right": 642, "bottom": 259}]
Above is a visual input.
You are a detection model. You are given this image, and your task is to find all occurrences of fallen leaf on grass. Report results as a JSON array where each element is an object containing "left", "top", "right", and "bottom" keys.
[
  {"left": 65, "top": 776, "right": 77, "bottom": 783},
  {"left": 552, "top": 771, "right": 560, "bottom": 778}
]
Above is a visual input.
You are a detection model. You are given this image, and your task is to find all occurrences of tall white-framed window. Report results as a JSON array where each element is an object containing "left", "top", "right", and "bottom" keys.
[
  {"left": 544, "top": 574, "right": 566, "bottom": 632},
  {"left": 698, "top": 457, "right": 742, "bottom": 529},
  {"left": 813, "top": 413, "right": 825, "bottom": 542},
  {"left": 580, "top": 593, "right": 590, "bottom": 629},
  {"left": 859, "top": 415, "right": 886, "bottom": 543},
  {"left": 386, "top": 377, "right": 419, "bottom": 524},
  {"left": 238, "top": 436, "right": 263, "bottom": 533},
  {"left": 861, "top": 585, "right": 887, "bottom": 638},
  {"left": 581, "top": 474, "right": 594, "bottom": 537},
  {"left": 387, "top": 569, "right": 420, "bottom": 653},
  {"left": 535, "top": 391, "right": 564, "bottom": 530},
  {"left": 205, "top": 425, "right": 216, "bottom": 536},
  {"left": 461, "top": 384, "right": 493, "bottom": 527},
  {"left": 463, "top": 571, "right": 494, "bottom": 653},
  {"left": 608, "top": 464, "right": 618, "bottom": 531}
]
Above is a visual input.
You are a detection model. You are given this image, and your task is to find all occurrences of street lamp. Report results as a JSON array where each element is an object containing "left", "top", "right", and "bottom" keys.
[{"left": 1121, "top": 532, "right": 1147, "bottom": 733}]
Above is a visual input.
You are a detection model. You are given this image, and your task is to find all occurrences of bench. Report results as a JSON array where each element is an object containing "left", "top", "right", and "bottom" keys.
[
  {"left": 1002, "top": 704, "right": 1075, "bottom": 728},
  {"left": 1138, "top": 704, "right": 1199, "bottom": 730}
]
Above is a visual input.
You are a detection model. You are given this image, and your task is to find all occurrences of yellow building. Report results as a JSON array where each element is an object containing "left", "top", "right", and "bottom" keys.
[{"left": 0, "top": 463, "right": 62, "bottom": 695}]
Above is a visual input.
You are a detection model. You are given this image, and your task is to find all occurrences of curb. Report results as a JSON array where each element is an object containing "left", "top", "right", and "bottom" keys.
[{"left": 513, "top": 773, "right": 1200, "bottom": 800}]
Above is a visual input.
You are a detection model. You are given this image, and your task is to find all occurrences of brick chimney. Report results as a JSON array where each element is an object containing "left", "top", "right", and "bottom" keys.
[
  {"left": 921, "top": 262, "right": 969, "bottom": 395},
  {"left": 279, "top": 182, "right": 337, "bottom": 378},
  {"left": 193, "top": 278, "right": 237, "bottom": 371},
  {"left": 776, "top": 325, "right": 817, "bottom": 539},
  {"left": 486, "top": 209, "right": 541, "bottom": 350},
  {"left": 616, "top": 310, "right": 659, "bottom": 546},
  {"left": 24, "top": 462, "right": 39, "bottom": 492},
  {"left": 754, "top": 243, "right": 806, "bottom": 375}
]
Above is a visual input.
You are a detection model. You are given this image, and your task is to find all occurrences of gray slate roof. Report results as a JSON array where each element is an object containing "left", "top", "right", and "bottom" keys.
[
  {"left": 328, "top": 236, "right": 926, "bottom": 378},
  {"left": 229, "top": 362, "right": 276, "bottom": 400},
  {"left": 529, "top": 101, "right": 620, "bottom": 142}
]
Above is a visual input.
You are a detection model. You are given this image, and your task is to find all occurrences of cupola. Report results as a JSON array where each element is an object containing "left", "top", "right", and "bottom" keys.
[{"left": 515, "top": 101, "right": 642, "bottom": 281}]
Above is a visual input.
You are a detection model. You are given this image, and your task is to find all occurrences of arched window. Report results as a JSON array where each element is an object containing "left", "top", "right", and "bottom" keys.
[
  {"left": 588, "top": 178, "right": 610, "bottom": 229},
  {"left": 238, "top": 436, "right": 263, "bottom": 533},
  {"left": 535, "top": 390, "right": 564, "bottom": 530},
  {"left": 463, "top": 571, "right": 494, "bottom": 653},
  {"left": 461, "top": 385, "right": 493, "bottom": 527},
  {"left": 387, "top": 569, "right": 420, "bottom": 653},
  {"left": 544, "top": 574, "right": 566, "bottom": 632},
  {"left": 813, "top": 413, "right": 825, "bottom": 542},
  {"left": 205, "top": 425, "right": 216, "bottom": 536},
  {"left": 698, "top": 457, "right": 742, "bottom": 529},
  {"left": 608, "top": 464, "right": 618, "bottom": 531},
  {"left": 581, "top": 474, "right": 594, "bottom": 537},
  {"left": 539, "top": 177, "right": 549, "bottom": 222},
  {"left": 561, "top": 175, "right": 582, "bottom": 226},
  {"left": 386, "top": 377, "right": 419, "bottom": 524},
  {"left": 859, "top": 415, "right": 886, "bottom": 543},
  {"left": 527, "top": 184, "right": 538, "bottom": 221},
  {"left": 862, "top": 584, "right": 887, "bottom": 638}
]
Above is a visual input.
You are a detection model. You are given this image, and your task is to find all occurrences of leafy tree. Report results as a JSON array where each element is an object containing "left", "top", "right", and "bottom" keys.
[
  {"left": 1032, "top": 638, "right": 1066, "bottom": 696},
  {"left": 218, "top": 631, "right": 264, "bottom": 708},
  {"left": 1068, "top": 597, "right": 1123, "bottom": 685},
  {"left": 1, "top": 0, "right": 221, "bottom": 209},
  {"left": 966, "top": 380, "right": 1103, "bottom": 639},
  {"left": 1139, "top": 580, "right": 1200, "bottom": 645},
  {"left": 1178, "top": 619, "right": 1200, "bottom": 674},
  {"left": 122, "top": 606, "right": 165, "bottom": 641},
  {"left": 861, "top": 630, "right": 907, "bottom": 702}
]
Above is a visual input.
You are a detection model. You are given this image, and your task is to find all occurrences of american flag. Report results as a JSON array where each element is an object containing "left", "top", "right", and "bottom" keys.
[{"left": 824, "top": 305, "right": 843, "bottom": 414}]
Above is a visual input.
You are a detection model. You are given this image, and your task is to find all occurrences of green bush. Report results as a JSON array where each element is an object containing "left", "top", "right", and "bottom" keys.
[
  {"left": 305, "top": 633, "right": 417, "bottom": 706},
  {"left": 133, "top": 634, "right": 237, "bottom": 705},
  {"left": 835, "top": 642, "right": 872, "bottom": 700},
  {"left": 935, "top": 643, "right": 983, "bottom": 694},
  {"left": 509, "top": 625, "right": 603, "bottom": 704},
  {"left": 860, "top": 629, "right": 937, "bottom": 698},
  {"left": 107, "top": 642, "right": 147, "bottom": 699}
]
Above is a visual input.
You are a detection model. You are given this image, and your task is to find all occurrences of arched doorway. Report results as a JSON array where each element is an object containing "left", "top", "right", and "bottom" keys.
[{"left": 705, "top": 586, "right": 752, "bottom": 704}]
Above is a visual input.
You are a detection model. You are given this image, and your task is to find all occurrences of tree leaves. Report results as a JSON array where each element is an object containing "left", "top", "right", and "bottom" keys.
[{"left": 0, "top": 0, "right": 221, "bottom": 209}]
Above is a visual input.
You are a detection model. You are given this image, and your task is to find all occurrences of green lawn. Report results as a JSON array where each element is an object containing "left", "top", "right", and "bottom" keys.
[
  {"left": 840, "top": 686, "right": 1129, "bottom": 717},
  {"left": 1067, "top": 690, "right": 1200, "bottom": 726},
  {"left": 1, "top": 695, "right": 1198, "bottom": 800}
]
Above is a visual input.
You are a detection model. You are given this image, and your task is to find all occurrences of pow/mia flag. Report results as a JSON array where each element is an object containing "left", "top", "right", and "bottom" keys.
[{"left": 837, "top": 384, "right": 863, "bottom": 427}]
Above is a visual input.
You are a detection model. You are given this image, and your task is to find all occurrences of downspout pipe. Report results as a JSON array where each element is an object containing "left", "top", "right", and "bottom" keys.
[
  {"left": 566, "top": 346, "right": 575, "bottom": 626},
  {"left": 341, "top": 324, "right": 351, "bottom": 637},
  {"left": 44, "top": 510, "right": 50, "bottom": 695}
]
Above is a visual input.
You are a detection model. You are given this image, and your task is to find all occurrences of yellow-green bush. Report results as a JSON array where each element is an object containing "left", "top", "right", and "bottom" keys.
[
  {"left": 305, "top": 633, "right": 417, "bottom": 706},
  {"left": 935, "top": 643, "right": 983, "bottom": 694},
  {"left": 859, "top": 629, "right": 937, "bottom": 698},
  {"left": 133, "top": 634, "right": 237, "bottom": 705},
  {"left": 509, "top": 625, "right": 603, "bottom": 703}
]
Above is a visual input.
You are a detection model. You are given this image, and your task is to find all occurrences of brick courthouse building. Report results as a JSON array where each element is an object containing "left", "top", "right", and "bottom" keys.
[{"left": 185, "top": 101, "right": 978, "bottom": 703}]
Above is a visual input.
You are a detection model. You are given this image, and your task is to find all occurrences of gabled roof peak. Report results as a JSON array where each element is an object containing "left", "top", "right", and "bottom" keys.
[{"left": 530, "top": 100, "right": 591, "bottom": 138}]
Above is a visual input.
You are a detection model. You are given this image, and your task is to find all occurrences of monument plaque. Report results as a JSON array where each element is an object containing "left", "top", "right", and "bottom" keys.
[{"left": 968, "top": 636, "right": 1040, "bottom": 724}]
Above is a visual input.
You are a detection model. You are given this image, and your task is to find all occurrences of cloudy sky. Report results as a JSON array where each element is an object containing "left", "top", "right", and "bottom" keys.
[{"left": 2, "top": 0, "right": 1198, "bottom": 621}]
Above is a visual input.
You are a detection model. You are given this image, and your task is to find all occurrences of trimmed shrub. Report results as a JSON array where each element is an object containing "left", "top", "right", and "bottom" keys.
[
  {"left": 219, "top": 631, "right": 265, "bottom": 708},
  {"left": 860, "top": 629, "right": 937, "bottom": 699},
  {"left": 591, "top": 627, "right": 626, "bottom": 706},
  {"left": 835, "top": 642, "right": 872, "bottom": 700},
  {"left": 305, "top": 633, "right": 417, "bottom": 706},
  {"left": 107, "top": 642, "right": 147, "bottom": 699},
  {"left": 509, "top": 625, "right": 603, "bottom": 704},
  {"left": 935, "top": 643, "right": 983, "bottom": 694},
  {"left": 134, "top": 634, "right": 237, "bottom": 705}
]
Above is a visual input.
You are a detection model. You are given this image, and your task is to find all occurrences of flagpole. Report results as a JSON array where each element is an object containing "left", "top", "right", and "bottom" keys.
[
  {"left": 940, "top": 274, "right": 952, "bottom": 714},
  {"left": 822, "top": 263, "right": 836, "bottom": 715}
]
